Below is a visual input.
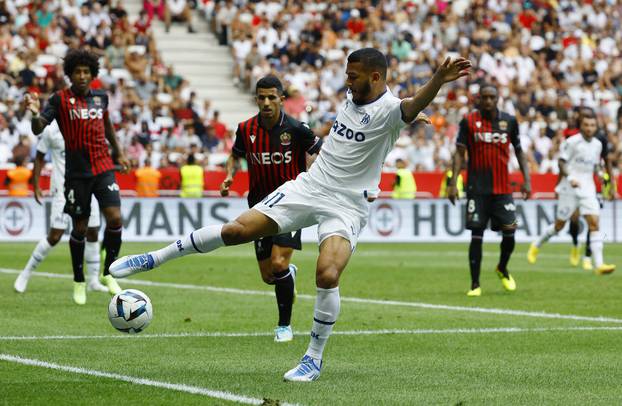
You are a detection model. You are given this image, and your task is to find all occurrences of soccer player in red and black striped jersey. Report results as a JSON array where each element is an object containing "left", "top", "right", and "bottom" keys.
[
  {"left": 25, "top": 48, "right": 130, "bottom": 303},
  {"left": 448, "top": 84, "right": 531, "bottom": 297},
  {"left": 220, "top": 75, "right": 322, "bottom": 342}
]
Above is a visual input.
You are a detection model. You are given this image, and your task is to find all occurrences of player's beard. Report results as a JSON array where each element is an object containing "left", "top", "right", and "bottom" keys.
[{"left": 352, "top": 81, "right": 372, "bottom": 104}]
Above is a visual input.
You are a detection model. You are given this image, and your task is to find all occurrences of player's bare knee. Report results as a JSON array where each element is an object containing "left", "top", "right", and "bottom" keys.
[
  {"left": 221, "top": 221, "right": 250, "bottom": 245},
  {"left": 554, "top": 220, "right": 566, "bottom": 231},
  {"left": 316, "top": 264, "right": 340, "bottom": 289}
]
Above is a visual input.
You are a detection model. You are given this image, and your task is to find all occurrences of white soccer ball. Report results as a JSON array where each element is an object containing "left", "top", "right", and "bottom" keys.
[{"left": 108, "top": 289, "right": 153, "bottom": 334}]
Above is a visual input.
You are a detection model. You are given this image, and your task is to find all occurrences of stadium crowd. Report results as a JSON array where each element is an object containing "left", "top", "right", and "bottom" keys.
[
  {"left": 218, "top": 0, "right": 622, "bottom": 175},
  {"left": 0, "top": 0, "right": 231, "bottom": 172},
  {"left": 1, "top": 0, "right": 622, "bottom": 179}
]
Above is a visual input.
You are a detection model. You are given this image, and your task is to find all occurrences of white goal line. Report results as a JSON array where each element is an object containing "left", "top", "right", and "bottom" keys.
[
  {"left": 0, "top": 354, "right": 300, "bottom": 405},
  {"left": 1, "top": 268, "right": 621, "bottom": 324},
  {"left": 1, "top": 326, "right": 621, "bottom": 342}
]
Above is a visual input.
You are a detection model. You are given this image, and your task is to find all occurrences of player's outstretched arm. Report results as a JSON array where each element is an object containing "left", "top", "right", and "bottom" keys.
[
  {"left": 516, "top": 149, "right": 532, "bottom": 200},
  {"left": 104, "top": 115, "right": 130, "bottom": 173},
  {"left": 220, "top": 154, "right": 240, "bottom": 197},
  {"left": 448, "top": 145, "right": 466, "bottom": 205},
  {"left": 25, "top": 94, "right": 49, "bottom": 135},
  {"left": 400, "top": 57, "right": 471, "bottom": 123}
]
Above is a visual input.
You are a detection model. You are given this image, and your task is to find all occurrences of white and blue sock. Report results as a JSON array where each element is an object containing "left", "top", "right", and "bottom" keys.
[
  {"left": 24, "top": 238, "right": 53, "bottom": 273},
  {"left": 151, "top": 225, "right": 225, "bottom": 267},
  {"left": 305, "top": 287, "right": 340, "bottom": 361}
]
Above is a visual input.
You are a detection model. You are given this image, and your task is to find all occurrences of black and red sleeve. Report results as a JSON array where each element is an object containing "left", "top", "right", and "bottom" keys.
[
  {"left": 231, "top": 124, "right": 246, "bottom": 158},
  {"left": 40, "top": 93, "right": 60, "bottom": 123}
]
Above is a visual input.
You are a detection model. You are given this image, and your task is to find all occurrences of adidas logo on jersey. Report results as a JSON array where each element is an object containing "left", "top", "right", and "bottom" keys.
[{"left": 69, "top": 108, "right": 104, "bottom": 120}]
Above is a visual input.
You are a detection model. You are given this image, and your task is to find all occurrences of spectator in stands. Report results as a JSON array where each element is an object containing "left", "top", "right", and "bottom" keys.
[
  {"left": 167, "top": 0, "right": 196, "bottom": 34},
  {"left": 11, "top": 134, "right": 31, "bottom": 165}
]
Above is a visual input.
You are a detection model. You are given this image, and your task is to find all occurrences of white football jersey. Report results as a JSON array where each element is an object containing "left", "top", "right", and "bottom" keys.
[
  {"left": 556, "top": 133, "right": 602, "bottom": 197},
  {"left": 308, "top": 88, "right": 406, "bottom": 195},
  {"left": 36, "top": 122, "right": 65, "bottom": 197}
]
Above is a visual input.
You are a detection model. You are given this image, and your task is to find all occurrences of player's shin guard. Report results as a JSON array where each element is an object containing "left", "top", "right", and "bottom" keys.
[
  {"left": 569, "top": 219, "right": 579, "bottom": 247},
  {"left": 69, "top": 231, "right": 86, "bottom": 282},
  {"left": 306, "top": 287, "right": 340, "bottom": 360},
  {"left": 24, "top": 238, "right": 53, "bottom": 273},
  {"left": 102, "top": 226, "right": 122, "bottom": 276},
  {"left": 498, "top": 230, "right": 515, "bottom": 277},
  {"left": 273, "top": 266, "right": 295, "bottom": 327},
  {"left": 589, "top": 231, "right": 604, "bottom": 267},
  {"left": 469, "top": 229, "right": 484, "bottom": 289},
  {"left": 151, "top": 225, "right": 225, "bottom": 267},
  {"left": 535, "top": 224, "right": 558, "bottom": 248}
]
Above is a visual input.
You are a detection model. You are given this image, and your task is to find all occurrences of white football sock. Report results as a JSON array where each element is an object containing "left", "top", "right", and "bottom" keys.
[
  {"left": 151, "top": 225, "right": 225, "bottom": 267},
  {"left": 589, "top": 231, "right": 604, "bottom": 267},
  {"left": 24, "top": 238, "right": 53, "bottom": 273},
  {"left": 535, "top": 224, "right": 558, "bottom": 248},
  {"left": 85, "top": 241, "right": 101, "bottom": 281},
  {"left": 305, "top": 287, "right": 340, "bottom": 360}
]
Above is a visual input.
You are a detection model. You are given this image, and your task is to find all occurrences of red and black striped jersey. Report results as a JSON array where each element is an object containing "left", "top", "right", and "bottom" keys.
[
  {"left": 232, "top": 112, "right": 322, "bottom": 206},
  {"left": 457, "top": 110, "right": 521, "bottom": 195},
  {"left": 40, "top": 88, "right": 114, "bottom": 178}
]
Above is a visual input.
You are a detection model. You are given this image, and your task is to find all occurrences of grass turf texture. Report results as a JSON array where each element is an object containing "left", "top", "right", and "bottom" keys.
[{"left": 1, "top": 242, "right": 621, "bottom": 405}]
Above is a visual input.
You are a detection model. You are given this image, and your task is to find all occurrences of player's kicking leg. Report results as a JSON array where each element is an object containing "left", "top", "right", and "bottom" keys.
[
  {"left": 584, "top": 214, "right": 615, "bottom": 275},
  {"left": 257, "top": 241, "right": 297, "bottom": 342},
  {"left": 14, "top": 228, "right": 65, "bottom": 293},
  {"left": 283, "top": 235, "right": 351, "bottom": 382},
  {"left": 110, "top": 208, "right": 280, "bottom": 277}
]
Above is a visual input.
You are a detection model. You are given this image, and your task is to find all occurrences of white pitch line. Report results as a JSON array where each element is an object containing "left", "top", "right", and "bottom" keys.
[
  {"left": 1, "top": 326, "right": 622, "bottom": 342},
  {"left": 0, "top": 354, "right": 299, "bottom": 406},
  {"left": 2, "top": 268, "right": 621, "bottom": 324}
]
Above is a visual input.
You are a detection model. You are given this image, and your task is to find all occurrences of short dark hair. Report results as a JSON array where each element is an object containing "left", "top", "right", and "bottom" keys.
[
  {"left": 256, "top": 75, "right": 284, "bottom": 95},
  {"left": 187, "top": 154, "right": 195, "bottom": 165},
  {"left": 347, "top": 48, "right": 388, "bottom": 79},
  {"left": 479, "top": 83, "right": 498, "bottom": 94},
  {"left": 63, "top": 48, "right": 99, "bottom": 78}
]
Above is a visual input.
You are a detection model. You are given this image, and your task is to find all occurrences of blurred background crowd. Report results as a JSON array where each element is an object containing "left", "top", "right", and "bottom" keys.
[{"left": 1, "top": 0, "right": 622, "bottom": 177}]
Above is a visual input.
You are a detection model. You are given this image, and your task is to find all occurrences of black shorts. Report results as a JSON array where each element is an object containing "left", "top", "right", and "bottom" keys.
[
  {"left": 466, "top": 194, "right": 517, "bottom": 231},
  {"left": 254, "top": 230, "right": 302, "bottom": 261},
  {"left": 64, "top": 171, "right": 120, "bottom": 219}
]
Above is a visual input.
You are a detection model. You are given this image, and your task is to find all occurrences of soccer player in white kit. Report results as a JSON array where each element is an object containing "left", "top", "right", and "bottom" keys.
[
  {"left": 110, "top": 48, "right": 471, "bottom": 381},
  {"left": 527, "top": 115, "right": 615, "bottom": 274},
  {"left": 13, "top": 123, "right": 112, "bottom": 303}
]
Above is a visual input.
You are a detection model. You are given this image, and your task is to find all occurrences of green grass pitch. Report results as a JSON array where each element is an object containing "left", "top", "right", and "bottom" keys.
[{"left": 1, "top": 242, "right": 621, "bottom": 405}]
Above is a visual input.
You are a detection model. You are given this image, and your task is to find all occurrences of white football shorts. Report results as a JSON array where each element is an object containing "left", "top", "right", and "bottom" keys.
[
  {"left": 252, "top": 172, "right": 369, "bottom": 251},
  {"left": 50, "top": 194, "right": 100, "bottom": 230},
  {"left": 556, "top": 192, "right": 600, "bottom": 221}
]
